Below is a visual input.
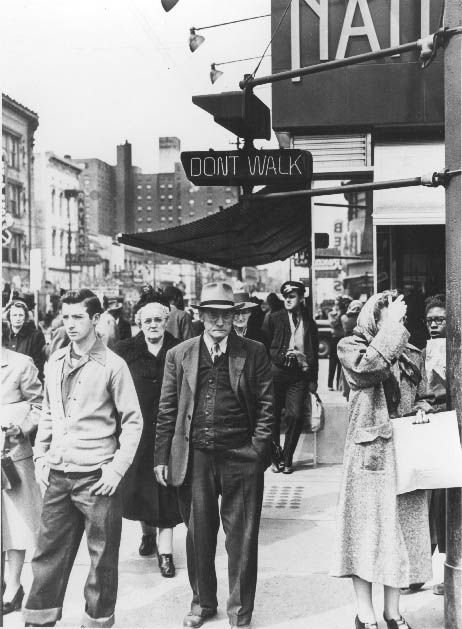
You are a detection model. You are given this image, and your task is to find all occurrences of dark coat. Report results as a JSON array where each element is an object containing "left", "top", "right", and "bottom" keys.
[
  {"left": 154, "top": 333, "right": 274, "bottom": 487},
  {"left": 7, "top": 320, "right": 46, "bottom": 381},
  {"left": 115, "top": 331, "right": 182, "bottom": 525},
  {"left": 262, "top": 308, "right": 319, "bottom": 384},
  {"left": 116, "top": 316, "right": 132, "bottom": 341}
]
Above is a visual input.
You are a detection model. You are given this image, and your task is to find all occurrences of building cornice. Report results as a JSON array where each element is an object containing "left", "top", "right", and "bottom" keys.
[{"left": 2, "top": 94, "right": 39, "bottom": 131}]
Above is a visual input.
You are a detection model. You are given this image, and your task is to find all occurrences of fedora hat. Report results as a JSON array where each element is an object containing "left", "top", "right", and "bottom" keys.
[
  {"left": 233, "top": 291, "right": 258, "bottom": 310},
  {"left": 194, "top": 282, "right": 244, "bottom": 310}
]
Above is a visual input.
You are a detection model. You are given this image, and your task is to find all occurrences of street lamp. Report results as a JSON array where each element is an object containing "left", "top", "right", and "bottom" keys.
[
  {"left": 189, "top": 14, "right": 270, "bottom": 52},
  {"left": 64, "top": 189, "right": 79, "bottom": 290}
]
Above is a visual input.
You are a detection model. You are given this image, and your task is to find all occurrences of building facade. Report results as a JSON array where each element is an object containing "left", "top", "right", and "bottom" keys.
[
  {"left": 2, "top": 94, "right": 39, "bottom": 295},
  {"left": 34, "top": 152, "right": 83, "bottom": 294},
  {"left": 271, "top": 0, "right": 445, "bottom": 322}
]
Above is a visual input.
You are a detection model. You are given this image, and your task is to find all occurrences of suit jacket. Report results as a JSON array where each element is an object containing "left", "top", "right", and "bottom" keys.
[
  {"left": 262, "top": 308, "right": 319, "bottom": 384},
  {"left": 154, "top": 333, "right": 274, "bottom": 486}
]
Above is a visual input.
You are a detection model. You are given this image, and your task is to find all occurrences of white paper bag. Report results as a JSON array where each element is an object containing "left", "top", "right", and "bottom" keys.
[{"left": 392, "top": 410, "right": 462, "bottom": 495}]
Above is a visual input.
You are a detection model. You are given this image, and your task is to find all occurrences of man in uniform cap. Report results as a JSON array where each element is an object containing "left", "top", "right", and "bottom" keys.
[
  {"left": 154, "top": 282, "right": 273, "bottom": 629},
  {"left": 262, "top": 280, "right": 319, "bottom": 474}
]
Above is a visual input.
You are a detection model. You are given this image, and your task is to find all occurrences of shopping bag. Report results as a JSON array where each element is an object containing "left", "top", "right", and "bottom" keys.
[
  {"left": 392, "top": 410, "right": 462, "bottom": 495},
  {"left": 305, "top": 393, "right": 325, "bottom": 433}
]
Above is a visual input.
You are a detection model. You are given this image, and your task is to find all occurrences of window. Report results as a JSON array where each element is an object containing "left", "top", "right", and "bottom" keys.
[
  {"left": 167, "top": 183, "right": 173, "bottom": 189},
  {"left": 160, "top": 217, "right": 166, "bottom": 222},
  {"left": 168, "top": 205, "right": 173, "bottom": 210},
  {"left": 3, "top": 132, "right": 20, "bottom": 169},
  {"left": 168, "top": 216, "right": 173, "bottom": 222},
  {"left": 137, "top": 195, "right": 142, "bottom": 200},
  {"left": 10, "top": 233, "right": 24, "bottom": 264},
  {"left": 52, "top": 229, "right": 56, "bottom": 256},
  {"left": 138, "top": 228, "right": 143, "bottom": 233},
  {"left": 59, "top": 231, "right": 64, "bottom": 257},
  {"left": 8, "top": 183, "right": 23, "bottom": 217},
  {"left": 137, "top": 217, "right": 142, "bottom": 222},
  {"left": 147, "top": 216, "right": 152, "bottom": 222},
  {"left": 167, "top": 194, "right": 173, "bottom": 200},
  {"left": 189, "top": 199, "right": 194, "bottom": 206},
  {"left": 147, "top": 206, "right": 152, "bottom": 210},
  {"left": 177, "top": 204, "right": 182, "bottom": 209},
  {"left": 137, "top": 206, "right": 142, "bottom": 210},
  {"left": 225, "top": 187, "right": 232, "bottom": 192},
  {"left": 146, "top": 195, "right": 152, "bottom": 200},
  {"left": 189, "top": 211, "right": 195, "bottom": 217},
  {"left": 147, "top": 227, "right": 152, "bottom": 232},
  {"left": 160, "top": 195, "right": 165, "bottom": 200},
  {"left": 59, "top": 192, "right": 63, "bottom": 216},
  {"left": 225, "top": 198, "right": 231, "bottom": 204},
  {"left": 159, "top": 184, "right": 165, "bottom": 189},
  {"left": 146, "top": 184, "right": 151, "bottom": 189},
  {"left": 137, "top": 184, "right": 142, "bottom": 189},
  {"left": 177, "top": 216, "right": 182, "bottom": 222},
  {"left": 207, "top": 199, "right": 213, "bottom": 205},
  {"left": 160, "top": 205, "right": 166, "bottom": 211}
]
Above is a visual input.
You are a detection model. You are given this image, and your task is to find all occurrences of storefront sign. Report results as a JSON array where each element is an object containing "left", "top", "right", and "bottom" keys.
[
  {"left": 180, "top": 149, "right": 312, "bottom": 187},
  {"left": 271, "top": 0, "right": 444, "bottom": 131},
  {"left": 77, "top": 192, "right": 86, "bottom": 261}
]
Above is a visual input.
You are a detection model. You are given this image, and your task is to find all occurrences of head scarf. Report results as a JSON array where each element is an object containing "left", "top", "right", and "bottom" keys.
[{"left": 353, "top": 292, "right": 422, "bottom": 416}]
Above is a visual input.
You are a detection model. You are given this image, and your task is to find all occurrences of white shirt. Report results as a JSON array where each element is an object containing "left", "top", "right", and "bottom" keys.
[
  {"left": 203, "top": 332, "right": 228, "bottom": 358},
  {"left": 288, "top": 311, "right": 304, "bottom": 352}
]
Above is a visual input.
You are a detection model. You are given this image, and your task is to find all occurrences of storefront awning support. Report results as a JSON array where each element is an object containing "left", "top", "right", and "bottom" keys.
[
  {"left": 239, "top": 27, "right": 462, "bottom": 89},
  {"left": 243, "top": 170, "right": 461, "bottom": 203}
]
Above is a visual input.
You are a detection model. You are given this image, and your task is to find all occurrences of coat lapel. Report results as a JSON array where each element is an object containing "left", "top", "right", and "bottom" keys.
[{"left": 182, "top": 337, "right": 201, "bottom": 395}]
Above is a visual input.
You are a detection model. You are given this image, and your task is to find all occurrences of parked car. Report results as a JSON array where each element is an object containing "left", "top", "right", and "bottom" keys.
[{"left": 315, "top": 319, "right": 332, "bottom": 358}]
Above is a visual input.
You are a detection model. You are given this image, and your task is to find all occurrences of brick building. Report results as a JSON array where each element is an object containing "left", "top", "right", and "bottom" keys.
[{"left": 2, "top": 94, "right": 39, "bottom": 295}]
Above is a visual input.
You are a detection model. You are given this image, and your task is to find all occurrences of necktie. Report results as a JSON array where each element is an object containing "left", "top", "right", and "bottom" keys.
[
  {"left": 212, "top": 343, "right": 221, "bottom": 363},
  {"left": 292, "top": 312, "right": 299, "bottom": 327}
]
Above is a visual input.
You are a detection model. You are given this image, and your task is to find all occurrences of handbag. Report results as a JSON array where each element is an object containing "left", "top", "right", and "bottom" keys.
[
  {"left": 1, "top": 436, "right": 21, "bottom": 489},
  {"left": 392, "top": 410, "right": 462, "bottom": 495},
  {"left": 304, "top": 392, "right": 325, "bottom": 433},
  {"left": 271, "top": 439, "right": 284, "bottom": 470}
]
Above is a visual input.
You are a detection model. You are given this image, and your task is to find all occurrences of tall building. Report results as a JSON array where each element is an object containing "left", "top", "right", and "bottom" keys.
[
  {"left": 133, "top": 137, "right": 239, "bottom": 234},
  {"left": 2, "top": 94, "right": 39, "bottom": 295}
]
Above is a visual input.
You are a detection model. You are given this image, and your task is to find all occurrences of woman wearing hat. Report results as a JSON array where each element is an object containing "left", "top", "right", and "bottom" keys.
[
  {"left": 115, "top": 291, "right": 182, "bottom": 578},
  {"left": 232, "top": 293, "right": 269, "bottom": 352}
]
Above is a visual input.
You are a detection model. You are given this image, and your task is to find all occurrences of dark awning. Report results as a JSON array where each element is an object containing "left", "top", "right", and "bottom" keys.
[{"left": 118, "top": 189, "right": 310, "bottom": 269}]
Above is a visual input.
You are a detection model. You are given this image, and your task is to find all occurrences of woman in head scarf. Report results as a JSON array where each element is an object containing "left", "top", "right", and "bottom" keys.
[
  {"left": 115, "top": 291, "right": 182, "bottom": 578},
  {"left": 330, "top": 291, "right": 433, "bottom": 629}
]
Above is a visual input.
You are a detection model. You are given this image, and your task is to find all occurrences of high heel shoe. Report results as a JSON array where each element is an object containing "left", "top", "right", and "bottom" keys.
[
  {"left": 384, "top": 613, "right": 413, "bottom": 629},
  {"left": 355, "top": 616, "right": 378, "bottom": 629},
  {"left": 2, "top": 584, "right": 24, "bottom": 614}
]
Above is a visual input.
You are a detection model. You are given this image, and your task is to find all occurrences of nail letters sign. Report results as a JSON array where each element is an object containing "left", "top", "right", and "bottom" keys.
[{"left": 180, "top": 150, "right": 312, "bottom": 187}]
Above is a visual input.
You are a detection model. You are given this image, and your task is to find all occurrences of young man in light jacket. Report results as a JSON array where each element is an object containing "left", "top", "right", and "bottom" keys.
[{"left": 23, "top": 289, "right": 143, "bottom": 629}]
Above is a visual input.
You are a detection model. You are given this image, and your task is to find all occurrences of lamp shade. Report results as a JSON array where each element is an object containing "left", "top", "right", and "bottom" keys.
[
  {"left": 161, "top": 0, "right": 179, "bottom": 11},
  {"left": 189, "top": 28, "right": 205, "bottom": 52},
  {"left": 210, "top": 63, "right": 224, "bottom": 84}
]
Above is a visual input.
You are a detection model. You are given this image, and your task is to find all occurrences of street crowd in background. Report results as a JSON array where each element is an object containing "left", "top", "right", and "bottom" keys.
[{"left": 0, "top": 280, "right": 449, "bottom": 629}]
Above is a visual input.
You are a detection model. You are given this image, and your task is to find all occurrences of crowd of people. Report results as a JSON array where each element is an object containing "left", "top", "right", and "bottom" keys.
[{"left": 0, "top": 281, "right": 448, "bottom": 629}]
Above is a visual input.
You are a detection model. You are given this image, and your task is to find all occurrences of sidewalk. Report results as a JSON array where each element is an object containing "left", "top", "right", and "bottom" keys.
[{"left": 4, "top": 366, "right": 445, "bottom": 628}]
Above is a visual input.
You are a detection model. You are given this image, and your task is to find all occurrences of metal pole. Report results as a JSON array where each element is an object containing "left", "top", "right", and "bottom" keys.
[
  {"left": 244, "top": 174, "right": 456, "bottom": 202},
  {"left": 444, "top": 2, "right": 462, "bottom": 627},
  {"left": 67, "top": 196, "right": 72, "bottom": 290}
]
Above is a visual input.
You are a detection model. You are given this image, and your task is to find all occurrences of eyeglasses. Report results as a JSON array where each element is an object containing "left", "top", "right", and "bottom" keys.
[
  {"left": 425, "top": 316, "right": 446, "bottom": 325},
  {"left": 203, "top": 310, "right": 234, "bottom": 322}
]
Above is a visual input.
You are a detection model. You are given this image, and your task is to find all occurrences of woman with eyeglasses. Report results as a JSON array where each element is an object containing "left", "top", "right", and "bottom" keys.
[
  {"left": 115, "top": 291, "right": 182, "bottom": 578},
  {"left": 330, "top": 291, "right": 433, "bottom": 629},
  {"left": 4, "top": 301, "right": 45, "bottom": 381},
  {"left": 422, "top": 294, "right": 447, "bottom": 596}
]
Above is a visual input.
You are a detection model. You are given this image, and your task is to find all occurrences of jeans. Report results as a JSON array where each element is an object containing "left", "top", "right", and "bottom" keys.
[
  {"left": 23, "top": 469, "right": 122, "bottom": 628},
  {"left": 178, "top": 446, "right": 265, "bottom": 626},
  {"left": 272, "top": 373, "right": 308, "bottom": 467}
]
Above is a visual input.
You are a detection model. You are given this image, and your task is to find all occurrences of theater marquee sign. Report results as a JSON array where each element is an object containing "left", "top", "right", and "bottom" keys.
[{"left": 271, "top": 0, "right": 444, "bottom": 131}]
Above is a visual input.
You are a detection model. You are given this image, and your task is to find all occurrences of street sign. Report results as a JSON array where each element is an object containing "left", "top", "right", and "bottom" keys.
[
  {"left": 181, "top": 149, "right": 312, "bottom": 187},
  {"left": 66, "top": 251, "right": 101, "bottom": 266}
]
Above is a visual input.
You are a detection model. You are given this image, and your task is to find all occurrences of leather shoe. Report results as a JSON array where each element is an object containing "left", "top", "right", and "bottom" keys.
[
  {"left": 433, "top": 582, "right": 444, "bottom": 595},
  {"left": 183, "top": 610, "right": 217, "bottom": 628},
  {"left": 383, "top": 614, "right": 413, "bottom": 629},
  {"left": 139, "top": 533, "right": 156, "bottom": 556},
  {"left": 158, "top": 553, "right": 175, "bottom": 578},
  {"left": 355, "top": 616, "right": 378, "bottom": 629},
  {"left": 3, "top": 584, "right": 24, "bottom": 614},
  {"left": 282, "top": 465, "right": 293, "bottom": 474}
]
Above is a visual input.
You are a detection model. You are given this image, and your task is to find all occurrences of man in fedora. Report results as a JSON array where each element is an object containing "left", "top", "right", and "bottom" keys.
[
  {"left": 262, "top": 280, "right": 319, "bottom": 474},
  {"left": 154, "top": 282, "right": 273, "bottom": 629}
]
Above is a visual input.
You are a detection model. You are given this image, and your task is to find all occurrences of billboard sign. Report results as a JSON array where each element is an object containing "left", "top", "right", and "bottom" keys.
[{"left": 271, "top": 0, "right": 444, "bottom": 131}]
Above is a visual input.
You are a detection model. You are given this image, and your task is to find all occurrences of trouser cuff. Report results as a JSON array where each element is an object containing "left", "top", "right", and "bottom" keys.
[
  {"left": 22, "top": 606, "right": 62, "bottom": 625},
  {"left": 228, "top": 615, "right": 252, "bottom": 627},
  {"left": 82, "top": 611, "right": 115, "bottom": 628}
]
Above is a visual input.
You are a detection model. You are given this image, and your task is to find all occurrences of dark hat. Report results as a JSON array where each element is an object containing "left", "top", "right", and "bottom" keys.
[
  {"left": 280, "top": 281, "right": 306, "bottom": 297},
  {"left": 232, "top": 292, "right": 258, "bottom": 310}
]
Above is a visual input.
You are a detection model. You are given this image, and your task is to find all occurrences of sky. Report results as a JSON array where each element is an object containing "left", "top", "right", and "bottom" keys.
[{"left": 2, "top": 0, "right": 275, "bottom": 172}]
